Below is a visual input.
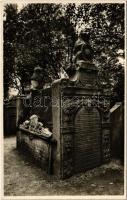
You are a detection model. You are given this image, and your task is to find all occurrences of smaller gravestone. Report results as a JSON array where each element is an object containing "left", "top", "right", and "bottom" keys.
[{"left": 110, "top": 102, "right": 124, "bottom": 161}]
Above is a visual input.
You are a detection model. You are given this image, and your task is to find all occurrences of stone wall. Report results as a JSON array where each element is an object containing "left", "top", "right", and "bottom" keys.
[{"left": 4, "top": 100, "right": 16, "bottom": 136}]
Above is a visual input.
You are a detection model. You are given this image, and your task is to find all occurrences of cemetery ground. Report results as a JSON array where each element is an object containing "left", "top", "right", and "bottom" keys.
[{"left": 4, "top": 136, "right": 124, "bottom": 196}]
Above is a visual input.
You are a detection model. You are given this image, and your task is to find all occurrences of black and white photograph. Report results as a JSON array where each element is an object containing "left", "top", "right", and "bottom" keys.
[{"left": 2, "top": 0, "right": 126, "bottom": 198}]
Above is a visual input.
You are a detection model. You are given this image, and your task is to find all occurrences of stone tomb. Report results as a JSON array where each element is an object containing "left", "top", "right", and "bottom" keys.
[
  {"left": 52, "top": 62, "right": 110, "bottom": 178},
  {"left": 16, "top": 62, "right": 111, "bottom": 179},
  {"left": 16, "top": 32, "right": 111, "bottom": 179}
]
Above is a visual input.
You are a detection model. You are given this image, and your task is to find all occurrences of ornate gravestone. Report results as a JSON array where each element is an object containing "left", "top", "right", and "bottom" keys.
[
  {"left": 52, "top": 31, "right": 111, "bottom": 179},
  {"left": 16, "top": 31, "right": 111, "bottom": 179}
]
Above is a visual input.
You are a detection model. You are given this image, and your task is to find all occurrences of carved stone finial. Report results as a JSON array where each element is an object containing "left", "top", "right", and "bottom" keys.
[
  {"left": 64, "top": 30, "right": 99, "bottom": 88},
  {"left": 31, "top": 66, "right": 43, "bottom": 89},
  {"left": 73, "top": 30, "right": 93, "bottom": 65}
]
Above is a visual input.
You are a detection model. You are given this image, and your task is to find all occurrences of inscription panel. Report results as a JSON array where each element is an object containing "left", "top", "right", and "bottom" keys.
[{"left": 74, "top": 107, "right": 101, "bottom": 173}]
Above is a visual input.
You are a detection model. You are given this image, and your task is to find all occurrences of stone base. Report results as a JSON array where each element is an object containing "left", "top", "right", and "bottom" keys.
[{"left": 65, "top": 62, "right": 98, "bottom": 89}]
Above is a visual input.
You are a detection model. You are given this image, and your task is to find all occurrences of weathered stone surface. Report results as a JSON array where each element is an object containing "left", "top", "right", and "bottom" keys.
[{"left": 17, "top": 130, "right": 51, "bottom": 172}]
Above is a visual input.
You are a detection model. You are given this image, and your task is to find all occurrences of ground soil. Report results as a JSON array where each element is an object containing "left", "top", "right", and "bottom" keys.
[{"left": 4, "top": 136, "right": 124, "bottom": 196}]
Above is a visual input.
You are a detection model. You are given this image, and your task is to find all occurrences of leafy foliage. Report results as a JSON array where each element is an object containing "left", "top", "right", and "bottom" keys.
[
  {"left": 4, "top": 4, "right": 19, "bottom": 98},
  {"left": 4, "top": 3, "right": 124, "bottom": 103}
]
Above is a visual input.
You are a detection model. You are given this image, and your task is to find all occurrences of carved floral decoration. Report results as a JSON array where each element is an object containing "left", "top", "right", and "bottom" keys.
[{"left": 62, "top": 95, "right": 110, "bottom": 121}]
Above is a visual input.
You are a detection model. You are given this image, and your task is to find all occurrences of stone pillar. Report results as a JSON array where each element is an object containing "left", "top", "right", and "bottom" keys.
[
  {"left": 100, "top": 101, "right": 111, "bottom": 163},
  {"left": 16, "top": 95, "right": 26, "bottom": 149},
  {"left": 52, "top": 80, "right": 61, "bottom": 176}
]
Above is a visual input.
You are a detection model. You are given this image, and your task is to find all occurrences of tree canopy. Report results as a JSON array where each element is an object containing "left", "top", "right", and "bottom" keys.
[{"left": 4, "top": 3, "right": 124, "bottom": 104}]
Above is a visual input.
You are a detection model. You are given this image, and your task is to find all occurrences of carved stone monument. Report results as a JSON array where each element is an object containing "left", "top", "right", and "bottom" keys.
[
  {"left": 52, "top": 31, "right": 110, "bottom": 178},
  {"left": 16, "top": 31, "right": 111, "bottom": 179}
]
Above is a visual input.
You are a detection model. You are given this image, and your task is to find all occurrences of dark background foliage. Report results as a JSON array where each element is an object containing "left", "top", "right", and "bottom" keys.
[{"left": 4, "top": 3, "right": 124, "bottom": 105}]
